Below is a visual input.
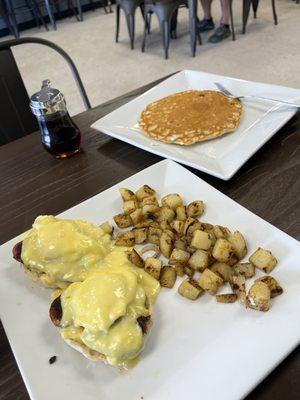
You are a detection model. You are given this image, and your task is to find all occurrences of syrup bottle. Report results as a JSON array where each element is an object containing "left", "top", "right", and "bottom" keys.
[{"left": 30, "top": 80, "right": 81, "bottom": 158}]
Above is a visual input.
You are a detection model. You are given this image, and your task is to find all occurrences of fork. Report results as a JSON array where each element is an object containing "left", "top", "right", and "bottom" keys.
[{"left": 214, "top": 82, "right": 300, "bottom": 109}]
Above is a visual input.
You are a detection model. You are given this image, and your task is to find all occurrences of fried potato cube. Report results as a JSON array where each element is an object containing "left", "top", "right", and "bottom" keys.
[
  {"left": 227, "top": 253, "right": 239, "bottom": 267},
  {"left": 210, "top": 262, "right": 234, "bottom": 282},
  {"left": 141, "top": 196, "right": 159, "bottom": 207},
  {"left": 212, "top": 238, "right": 233, "bottom": 262},
  {"left": 228, "top": 231, "right": 247, "bottom": 259},
  {"left": 133, "top": 228, "right": 148, "bottom": 244},
  {"left": 135, "top": 185, "right": 156, "bottom": 201},
  {"left": 234, "top": 262, "right": 255, "bottom": 279},
  {"left": 169, "top": 248, "right": 190, "bottom": 266},
  {"left": 158, "top": 206, "right": 175, "bottom": 222},
  {"left": 255, "top": 276, "right": 283, "bottom": 298},
  {"left": 119, "top": 188, "right": 136, "bottom": 202},
  {"left": 186, "top": 200, "right": 204, "bottom": 218},
  {"left": 134, "top": 219, "right": 153, "bottom": 228},
  {"left": 159, "top": 232, "right": 174, "bottom": 258},
  {"left": 147, "top": 227, "right": 162, "bottom": 246},
  {"left": 160, "top": 266, "right": 177, "bottom": 288},
  {"left": 99, "top": 221, "right": 113, "bottom": 235},
  {"left": 178, "top": 278, "right": 203, "bottom": 300},
  {"left": 186, "top": 221, "right": 203, "bottom": 238},
  {"left": 184, "top": 265, "right": 195, "bottom": 278},
  {"left": 230, "top": 275, "right": 247, "bottom": 307},
  {"left": 115, "top": 231, "right": 135, "bottom": 246},
  {"left": 127, "top": 249, "right": 144, "bottom": 268},
  {"left": 176, "top": 205, "right": 187, "bottom": 221},
  {"left": 198, "top": 269, "right": 223, "bottom": 295},
  {"left": 213, "top": 225, "right": 231, "bottom": 239},
  {"left": 175, "top": 264, "right": 185, "bottom": 277},
  {"left": 130, "top": 208, "right": 143, "bottom": 225},
  {"left": 144, "top": 257, "right": 162, "bottom": 280},
  {"left": 191, "top": 230, "right": 212, "bottom": 250},
  {"left": 171, "top": 220, "right": 184, "bottom": 236},
  {"left": 123, "top": 200, "right": 138, "bottom": 215},
  {"left": 188, "top": 249, "right": 210, "bottom": 272},
  {"left": 174, "top": 239, "right": 187, "bottom": 251},
  {"left": 161, "top": 193, "right": 183, "bottom": 210},
  {"left": 247, "top": 281, "right": 271, "bottom": 312},
  {"left": 249, "top": 248, "right": 277, "bottom": 273},
  {"left": 113, "top": 213, "right": 132, "bottom": 228},
  {"left": 142, "top": 204, "right": 160, "bottom": 217},
  {"left": 199, "top": 222, "right": 214, "bottom": 232},
  {"left": 216, "top": 294, "right": 237, "bottom": 303}
]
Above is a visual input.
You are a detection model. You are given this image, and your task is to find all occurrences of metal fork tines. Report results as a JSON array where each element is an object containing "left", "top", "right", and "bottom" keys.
[{"left": 214, "top": 82, "right": 300, "bottom": 109}]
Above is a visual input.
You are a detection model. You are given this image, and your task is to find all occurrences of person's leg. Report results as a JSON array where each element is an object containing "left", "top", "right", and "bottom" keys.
[
  {"left": 208, "top": 0, "right": 231, "bottom": 43},
  {"left": 198, "top": 0, "right": 215, "bottom": 32}
]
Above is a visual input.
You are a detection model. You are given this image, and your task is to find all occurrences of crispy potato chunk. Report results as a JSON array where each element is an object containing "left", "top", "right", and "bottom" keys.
[
  {"left": 113, "top": 213, "right": 132, "bottom": 228},
  {"left": 171, "top": 220, "right": 184, "bottom": 236},
  {"left": 188, "top": 249, "right": 210, "bottom": 272},
  {"left": 99, "top": 221, "right": 113, "bottom": 235},
  {"left": 159, "top": 232, "right": 174, "bottom": 258},
  {"left": 216, "top": 294, "right": 237, "bottom": 303},
  {"left": 133, "top": 228, "right": 148, "bottom": 244},
  {"left": 144, "top": 257, "right": 162, "bottom": 280},
  {"left": 147, "top": 227, "right": 162, "bottom": 246},
  {"left": 160, "top": 266, "right": 177, "bottom": 288},
  {"left": 228, "top": 231, "right": 247, "bottom": 259},
  {"left": 198, "top": 269, "right": 223, "bottom": 295},
  {"left": 186, "top": 200, "right": 204, "bottom": 218},
  {"left": 142, "top": 204, "right": 160, "bottom": 217},
  {"left": 234, "top": 262, "right": 255, "bottom": 278},
  {"left": 227, "top": 253, "right": 239, "bottom": 267},
  {"left": 115, "top": 231, "right": 135, "bottom": 246},
  {"left": 174, "top": 238, "right": 187, "bottom": 251},
  {"left": 130, "top": 208, "right": 143, "bottom": 225},
  {"left": 157, "top": 206, "right": 175, "bottom": 222},
  {"left": 230, "top": 275, "right": 247, "bottom": 306},
  {"left": 210, "top": 262, "right": 233, "bottom": 282},
  {"left": 247, "top": 281, "right": 271, "bottom": 311},
  {"left": 119, "top": 188, "right": 136, "bottom": 202},
  {"left": 184, "top": 265, "right": 195, "bottom": 278},
  {"left": 123, "top": 200, "right": 138, "bottom": 215},
  {"left": 161, "top": 193, "right": 183, "bottom": 210},
  {"left": 213, "top": 225, "right": 231, "bottom": 239},
  {"left": 212, "top": 238, "right": 233, "bottom": 262},
  {"left": 186, "top": 221, "right": 202, "bottom": 238},
  {"left": 127, "top": 249, "right": 144, "bottom": 268},
  {"left": 255, "top": 276, "right": 283, "bottom": 298},
  {"left": 175, "top": 264, "right": 185, "bottom": 277},
  {"left": 135, "top": 185, "right": 156, "bottom": 201},
  {"left": 249, "top": 248, "right": 277, "bottom": 273},
  {"left": 178, "top": 278, "right": 203, "bottom": 300},
  {"left": 169, "top": 248, "right": 190, "bottom": 266},
  {"left": 191, "top": 230, "right": 212, "bottom": 250},
  {"left": 176, "top": 205, "right": 187, "bottom": 221},
  {"left": 141, "top": 196, "right": 159, "bottom": 207}
]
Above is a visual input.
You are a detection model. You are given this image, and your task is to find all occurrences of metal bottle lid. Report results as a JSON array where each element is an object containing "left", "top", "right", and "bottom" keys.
[{"left": 30, "top": 80, "right": 66, "bottom": 116}]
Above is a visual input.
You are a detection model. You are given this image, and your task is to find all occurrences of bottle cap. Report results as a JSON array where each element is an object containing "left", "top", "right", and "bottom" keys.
[{"left": 30, "top": 80, "right": 66, "bottom": 116}]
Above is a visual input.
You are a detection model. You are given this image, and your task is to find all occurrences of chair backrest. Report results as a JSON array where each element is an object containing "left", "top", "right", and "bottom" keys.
[{"left": 0, "top": 37, "right": 91, "bottom": 146}]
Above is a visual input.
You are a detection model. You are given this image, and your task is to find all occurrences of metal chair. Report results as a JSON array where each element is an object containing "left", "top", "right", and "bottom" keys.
[
  {"left": 141, "top": 0, "right": 201, "bottom": 59},
  {"left": 242, "top": 0, "right": 277, "bottom": 34},
  {"left": 0, "top": 37, "right": 91, "bottom": 146}
]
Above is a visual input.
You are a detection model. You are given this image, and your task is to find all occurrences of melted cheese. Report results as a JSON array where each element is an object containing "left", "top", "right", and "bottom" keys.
[
  {"left": 60, "top": 247, "right": 160, "bottom": 368},
  {"left": 21, "top": 216, "right": 112, "bottom": 287}
]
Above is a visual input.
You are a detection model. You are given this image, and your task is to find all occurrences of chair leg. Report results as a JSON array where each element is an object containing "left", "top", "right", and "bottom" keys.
[
  {"left": 25, "top": 0, "right": 39, "bottom": 27},
  {"left": 89, "top": 0, "right": 95, "bottom": 11},
  {"left": 170, "top": 9, "right": 178, "bottom": 39},
  {"left": 271, "top": 0, "right": 278, "bottom": 25},
  {"left": 229, "top": 0, "right": 235, "bottom": 40},
  {"left": 31, "top": 0, "right": 49, "bottom": 30},
  {"left": 160, "top": 19, "right": 170, "bottom": 59},
  {"left": 44, "top": 0, "right": 57, "bottom": 30},
  {"left": 75, "top": 0, "right": 83, "bottom": 21},
  {"left": 140, "top": 4, "right": 151, "bottom": 34},
  {"left": 125, "top": 12, "right": 135, "bottom": 49},
  {"left": 252, "top": 0, "right": 259, "bottom": 18},
  {"left": 242, "top": 0, "right": 251, "bottom": 34},
  {"left": 5, "top": 0, "right": 19, "bottom": 37},
  {"left": 141, "top": 12, "right": 148, "bottom": 52},
  {"left": 115, "top": 4, "right": 120, "bottom": 42}
]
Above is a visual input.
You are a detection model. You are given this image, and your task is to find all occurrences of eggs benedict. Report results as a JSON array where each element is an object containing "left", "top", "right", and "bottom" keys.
[
  {"left": 12, "top": 215, "right": 112, "bottom": 288},
  {"left": 49, "top": 247, "right": 160, "bottom": 368}
]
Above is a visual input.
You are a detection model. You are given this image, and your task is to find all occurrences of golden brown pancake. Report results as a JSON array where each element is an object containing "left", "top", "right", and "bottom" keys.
[{"left": 139, "top": 90, "right": 243, "bottom": 145}]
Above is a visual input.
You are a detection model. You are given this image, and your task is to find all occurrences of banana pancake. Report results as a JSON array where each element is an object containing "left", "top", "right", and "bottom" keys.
[{"left": 139, "top": 90, "right": 243, "bottom": 145}]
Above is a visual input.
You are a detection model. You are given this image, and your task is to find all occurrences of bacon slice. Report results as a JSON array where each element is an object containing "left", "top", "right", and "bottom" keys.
[
  {"left": 49, "top": 296, "right": 63, "bottom": 327},
  {"left": 12, "top": 241, "right": 23, "bottom": 262}
]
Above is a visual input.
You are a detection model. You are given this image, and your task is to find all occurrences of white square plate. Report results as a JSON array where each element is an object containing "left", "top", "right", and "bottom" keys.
[
  {"left": 1, "top": 160, "right": 300, "bottom": 400},
  {"left": 92, "top": 70, "right": 300, "bottom": 180}
]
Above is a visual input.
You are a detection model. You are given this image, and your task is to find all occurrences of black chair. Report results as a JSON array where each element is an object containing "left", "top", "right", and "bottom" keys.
[
  {"left": 242, "top": 0, "right": 277, "bottom": 34},
  {"left": 0, "top": 37, "right": 91, "bottom": 146},
  {"left": 141, "top": 0, "right": 201, "bottom": 59},
  {"left": 115, "top": 0, "right": 148, "bottom": 49}
]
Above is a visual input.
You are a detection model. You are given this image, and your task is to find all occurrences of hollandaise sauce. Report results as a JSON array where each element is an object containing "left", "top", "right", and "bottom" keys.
[
  {"left": 60, "top": 248, "right": 160, "bottom": 368},
  {"left": 21, "top": 216, "right": 112, "bottom": 288}
]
